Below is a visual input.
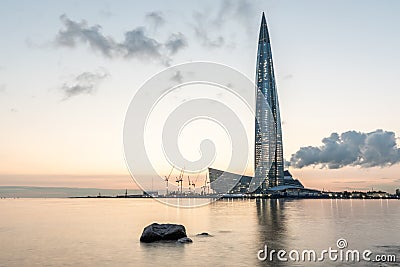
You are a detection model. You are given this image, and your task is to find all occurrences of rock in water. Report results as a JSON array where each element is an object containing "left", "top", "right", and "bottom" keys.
[
  {"left": 177, "top": 237, "right": 193, "bottom": 243},
  {"left": 197, "top": 232, "right": 211, "bottom": 236},
  {"left": 140, "top": 223, "right": 187, "bottom": 243}
]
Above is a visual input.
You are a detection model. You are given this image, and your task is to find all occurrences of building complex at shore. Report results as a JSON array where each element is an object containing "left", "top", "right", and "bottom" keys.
[
  {"left": 134, "top": 12, "right": 400, "bottom": 200},
  {"left": 135, "top": 13, "right": 398, "bottom": 200}
]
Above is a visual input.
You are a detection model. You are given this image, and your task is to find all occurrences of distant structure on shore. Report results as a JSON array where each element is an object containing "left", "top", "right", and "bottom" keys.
[{"left": 209, "top": 13, "right": 304, "bottom": 195}]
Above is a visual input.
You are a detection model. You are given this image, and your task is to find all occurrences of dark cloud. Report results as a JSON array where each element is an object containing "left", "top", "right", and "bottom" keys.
[
  {"left": 284, "top": 159, "right": 291, "bottom": 168},
  {"left": 61, "top": 70, "right": 109, "bottom": 99},
  {"left": 55, "top": 14, "right": 187, "bottom": 65},
  {"left": 121, "top": 27, "right": 162, "bottom": 60},
  {"left": 165, "top": 32, "right": 187, "bottom": 55},
  {"left": 56, "top": 15, "right": 116, "bottom": 57},
  {"left": 290, "top": 130, "right": 400, "bottom": 169},
  {"left": 145, "top": 11, "right": 165, "bottom": 30}
]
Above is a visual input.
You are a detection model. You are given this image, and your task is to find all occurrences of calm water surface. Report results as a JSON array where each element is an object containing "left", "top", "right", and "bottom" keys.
[{"left": 0, "top": 198, "right": 399, "bottom": 266}]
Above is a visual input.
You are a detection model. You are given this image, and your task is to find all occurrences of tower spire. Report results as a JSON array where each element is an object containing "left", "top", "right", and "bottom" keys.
[
  {"left": 254, "top": 12, "right": 284, "bottom": 191},
  {"left": 258, "top": 12, "right": 270, "bottom": 43}
]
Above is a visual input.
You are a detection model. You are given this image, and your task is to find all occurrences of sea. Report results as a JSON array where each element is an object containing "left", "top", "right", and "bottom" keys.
[{"left": 0, "top": 198, "right": 399, "bottom": 266}]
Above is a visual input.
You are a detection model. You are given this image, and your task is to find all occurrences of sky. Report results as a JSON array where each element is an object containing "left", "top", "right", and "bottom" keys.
[{"left": 0, "top": 0, "right": 399, "bottom": 193}]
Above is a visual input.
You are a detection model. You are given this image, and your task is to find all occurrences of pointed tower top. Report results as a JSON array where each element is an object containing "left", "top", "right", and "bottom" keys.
[{"left": 259, "top": 12, "right": 270, "bottom": 43}]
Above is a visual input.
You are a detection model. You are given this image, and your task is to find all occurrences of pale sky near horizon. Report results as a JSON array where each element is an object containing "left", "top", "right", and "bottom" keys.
[{"left": 1, "top": 0, "right": 400, "bottom": 193}]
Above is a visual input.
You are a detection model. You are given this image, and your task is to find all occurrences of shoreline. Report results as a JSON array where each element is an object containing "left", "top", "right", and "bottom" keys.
[{"left": 68, "top": 195, "right": 400, "bottom": 200}]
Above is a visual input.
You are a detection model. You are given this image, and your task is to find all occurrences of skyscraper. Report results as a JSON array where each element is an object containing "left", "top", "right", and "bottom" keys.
[
  {"left": 209, "top": 12, "right": 286, "bottom": 194},
  {"left": 254, "top": 13, "right": 284, "bottom": 191}
]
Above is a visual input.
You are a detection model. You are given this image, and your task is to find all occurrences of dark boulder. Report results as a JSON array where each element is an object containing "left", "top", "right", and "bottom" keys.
[
  {"left": 140, "top": 223, "right": 187, "bottom": 243},
  {"left": 177, "top": 237, "right": 193, "bottom": 243}
]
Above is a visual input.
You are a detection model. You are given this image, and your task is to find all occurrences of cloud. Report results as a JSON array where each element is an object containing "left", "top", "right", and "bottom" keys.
[
  {"left": 0, "top": 84, "right": 6, "bottom": 92},
  {"left": 56, "top": 14, "right": 116, "bottom": 57},
  {"left": 55, "top": 3, "right": 259, "bottom": 62},
  {"left": 145, "top": 11, "right": 165, "bottom": 30},
  {"left": 290, "top": 130, "right": 400, "bottom": 169},
  {"left": 61, "top": 70, "right": 109, "bottom": 99},
  {"left": 192, "top": 0, "right": 257, "bottom": 48},
  {"left": 193, "top": 11, "right": 225, "bottom": 48},
  {"left": 170, "top": 71, "right": 183, "bottom": 83},
  {"left": 121, "top": 27, "right": 162, "bottom": 60},
  {"left": 215, "top": 0, "right": 256, "bottom": 30},
  {"left": 55, "top": 14, "right": 187, "bottom": 65},
  {"left": 284, "top": 159, "right": 291, "bottom": 168},
  {"left": 165, "top": 32, "right": 188, "bottom": 55}
]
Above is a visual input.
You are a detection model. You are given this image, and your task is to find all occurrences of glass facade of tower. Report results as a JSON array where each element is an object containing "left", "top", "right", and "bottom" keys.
[
  {"left": 209, "top": 13, "right": 286, "bottom": 194},
  {"left": 254, "top": 13, "right": 284, "bottom": 191}
]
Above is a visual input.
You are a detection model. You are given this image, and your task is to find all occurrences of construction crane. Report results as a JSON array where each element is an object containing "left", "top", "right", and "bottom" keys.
[
  {"left": 175, "top": 168, "right": 184, "bottom": 194},
  {"left": 164, "top": 165, "right": 174, "bottom": 196},
  {"left": 176, "top": 176, "right": 180, "bottom": 194},
  {"left": 187, "top": 176, "right": 191, "bottom": 193},
  {"left": 192, "top": 173, "right": 199, "bottom": 193},
  {"left": 180, "top": 170, "right": 184, "bottom": 194},
  {"left": 201, "top": 183, "right": 206, "bottom": 195}
]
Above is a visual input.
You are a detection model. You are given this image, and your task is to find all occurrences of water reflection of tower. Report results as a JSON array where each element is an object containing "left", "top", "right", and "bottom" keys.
[{"left": 255, "top": 199, "right": 288, "bottom": 266}]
